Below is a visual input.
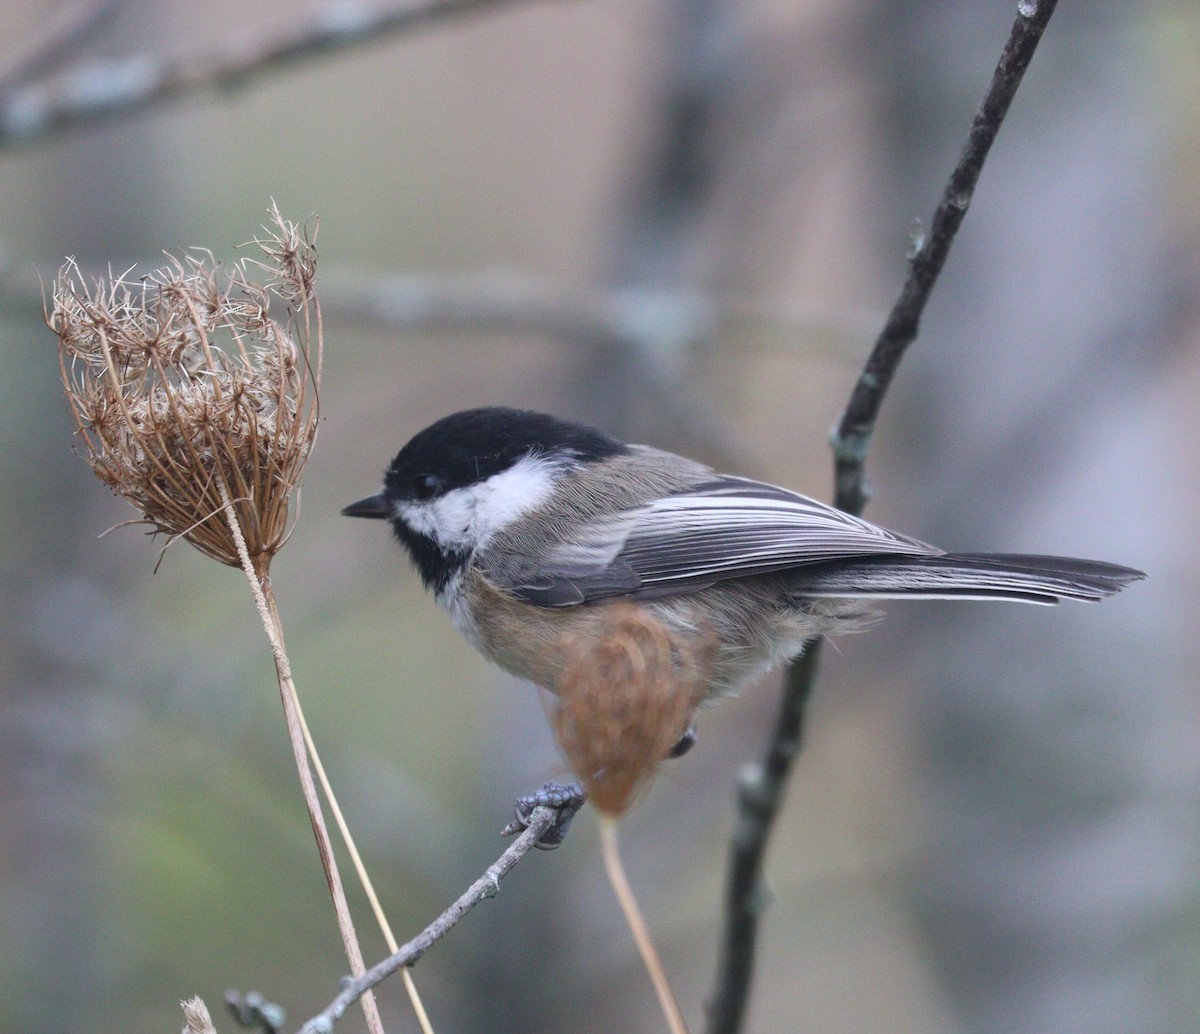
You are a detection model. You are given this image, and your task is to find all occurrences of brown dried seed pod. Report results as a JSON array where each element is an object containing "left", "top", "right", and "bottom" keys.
[
  {"left": 552, "top": 603, "right": 710, "bottom": 817},
  {"left": 48, "top": 206, "right": 321, "bottom": 570}
]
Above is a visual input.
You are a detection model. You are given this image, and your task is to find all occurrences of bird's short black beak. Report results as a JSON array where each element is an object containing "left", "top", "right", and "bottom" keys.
[{"left": 342, "top": 492, "right": 391, "bottom": 519}]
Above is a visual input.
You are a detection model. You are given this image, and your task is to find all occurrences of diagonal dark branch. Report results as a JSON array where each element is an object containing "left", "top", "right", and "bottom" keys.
[
  {"left": 832, "top": 0, "right": 1059, "bottom": 518},
  {"left": 706, "top": 4, "right": 1060, "bottom": 1033},
  {"left": 0, "top": 0, "right": 553, "bottom": 151},
  {"left": 706, "top": 644, "right": 821, "bottom": 1034}
]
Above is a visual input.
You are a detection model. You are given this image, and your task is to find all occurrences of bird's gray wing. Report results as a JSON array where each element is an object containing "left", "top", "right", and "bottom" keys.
[{"left": 498, "top": 475, "right": 943, "bottom": 607}]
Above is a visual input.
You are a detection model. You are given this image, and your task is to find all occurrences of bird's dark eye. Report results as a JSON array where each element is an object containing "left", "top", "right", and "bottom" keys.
[{"left": 412, "top": 473, "right": 442, "bottom": 501}]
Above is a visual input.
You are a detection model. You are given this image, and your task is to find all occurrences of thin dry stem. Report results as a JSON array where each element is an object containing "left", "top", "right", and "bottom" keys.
[
  {"left": 216, "top": 476, "right": 385, "bottom": 1034},
  {"left": 289, "top": 677, "right": 435, "bottom": 1034},
  {"left": 600, "top": 817, "right": 689, "bottom": 1034},
  {"left": 552, "top": 607, "right": 701, "bottom": 1030},
  {"left": 225, "top": 480, "right": 433, "bottom": 1033}
]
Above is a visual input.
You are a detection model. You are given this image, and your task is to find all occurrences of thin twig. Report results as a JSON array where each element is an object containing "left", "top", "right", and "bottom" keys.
[
  {"left": 831, "top": 0, "right": 1060, "bottom": 517},
  {"left": 297, "top": 806, "right": 560, "bottom": 1034},
  {"left": 706, "top": 4, "right": 1061, "bottom": 1032},
  {"left": 216, "top": 475, "right": 385, "bottom": 1034},
  {"left": 599, "top": 817, "right": 689, "bottom": 1034},
  {"left": 0, "top": 0, "right": 555, "bottom": 150}
]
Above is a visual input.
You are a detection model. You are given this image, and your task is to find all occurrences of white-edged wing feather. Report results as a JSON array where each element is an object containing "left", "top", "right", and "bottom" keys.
[{"left": 506, "top": 475, "right": 943, "bottom": 606}]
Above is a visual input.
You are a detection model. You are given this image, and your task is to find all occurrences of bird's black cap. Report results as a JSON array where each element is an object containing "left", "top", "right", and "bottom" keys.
[
  {"left": 343, "top": 408, "right": 628, "bottom": 593},
  {"left": 381, "top": 407, "right": 627, "bottom": 504}
]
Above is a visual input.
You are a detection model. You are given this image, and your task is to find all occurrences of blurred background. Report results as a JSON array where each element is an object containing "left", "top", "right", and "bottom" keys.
[{"left": 2, "top": 1, "right": 1197, "bottom": 1031}]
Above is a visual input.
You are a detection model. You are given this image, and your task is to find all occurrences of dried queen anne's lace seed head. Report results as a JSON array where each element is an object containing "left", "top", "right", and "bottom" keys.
[{"left": 48, "top": 205, "right": 321, "bottom": 570}]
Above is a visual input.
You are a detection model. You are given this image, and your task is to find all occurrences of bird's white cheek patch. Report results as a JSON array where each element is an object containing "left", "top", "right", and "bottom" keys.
[
  {"left": 474, "top": 453, "right": 565, "bottom": 540},
  {"left": 397, "top": 503, "right": 436, "bottom": 538},
  {"left": 401, "top": 453, "right": 565, "bottom": 551}
]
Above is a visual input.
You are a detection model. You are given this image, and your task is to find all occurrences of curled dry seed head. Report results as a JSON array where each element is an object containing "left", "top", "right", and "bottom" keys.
[
  {"left": 243, "top": 200, "right": 318, "bottom": 308},
  {"left": 552, "top": 604, "right": 710, "bottom": 817},
  {"left": 180, "top": 997, "right": 218, "bottom": 1034},
  {"left": 48, "top": 207, "right": 322, "bottom": 570}
]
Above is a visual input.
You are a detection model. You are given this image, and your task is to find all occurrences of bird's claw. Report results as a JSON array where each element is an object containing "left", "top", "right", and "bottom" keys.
[
  {"left": 501, "top": 781, "right": 587, "bottom": 848},
  {"left": 668, "top": 724, "right": 697, "bottom": 758}
]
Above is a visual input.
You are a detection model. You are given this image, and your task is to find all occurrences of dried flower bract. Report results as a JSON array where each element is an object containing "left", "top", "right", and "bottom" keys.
[
  {"left": 553, "top": 604, "right": 710, "bottom": 817},
  {"left": 48, "top": 204, "right": 321, "bottom": 570}
]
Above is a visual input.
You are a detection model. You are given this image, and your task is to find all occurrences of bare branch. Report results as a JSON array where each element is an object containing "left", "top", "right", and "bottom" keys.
[
  {"left": 0, "top": 0, "right": 129, "bottom": 93},
  {"left": 832, "top": 0, "right": 1059, "bottom": 518},
  {"left": 707, "top": 4, "right": 1060, "bottom": 1032},
  {"left": 295, "top": 806, "right": 559, "bottom": 1034},
  {"left": 0, "top": 0, "right": 552, "bottom": 150},
  {"left": 705, "top": 646, "right": 820, "bottom": 1034},
  {"left": 323, "top": 272, "right": 872, "bottom": 355},
  {"left": 324, "top": 272, "right": 762, "bottom": 471}
]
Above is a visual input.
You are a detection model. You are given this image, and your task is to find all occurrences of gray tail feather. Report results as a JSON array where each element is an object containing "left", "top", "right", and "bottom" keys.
[{"left": 791, "top": 553, "right": 1145, "bottom": 605}]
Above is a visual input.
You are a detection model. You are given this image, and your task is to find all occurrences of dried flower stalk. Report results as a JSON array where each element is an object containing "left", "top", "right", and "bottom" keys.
[
  {"left": 49, "top": 204, "right": 319, "bottom": 570},
  {"left": 48, "top": 208, "right": 433, "bottom": 1034}
]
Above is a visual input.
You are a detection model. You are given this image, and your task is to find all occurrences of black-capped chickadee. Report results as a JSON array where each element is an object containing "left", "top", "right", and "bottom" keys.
[{"left": 343, "top": 407, "right": 1144, "bottom": 701}]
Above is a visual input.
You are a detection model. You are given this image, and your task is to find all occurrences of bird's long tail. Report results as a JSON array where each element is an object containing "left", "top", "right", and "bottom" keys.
[{"left": 791, "top": 553, "right": 1145, "bottom": 605}]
